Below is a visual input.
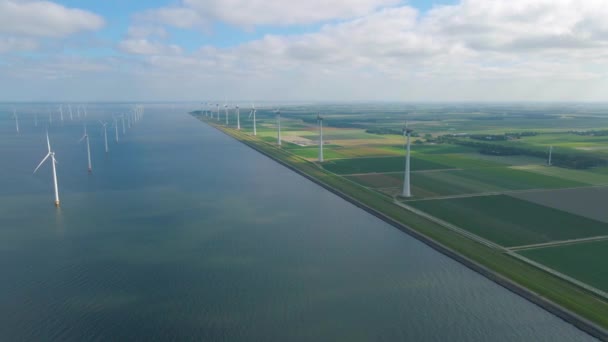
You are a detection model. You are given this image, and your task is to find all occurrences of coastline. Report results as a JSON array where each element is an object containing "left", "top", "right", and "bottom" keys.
[{"left": 195, "top": 116, "right": 608, "bottom": 341}]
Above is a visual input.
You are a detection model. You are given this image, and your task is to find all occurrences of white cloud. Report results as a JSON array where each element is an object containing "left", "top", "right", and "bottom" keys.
[
  {"left": 0, "top": 0, "right": 104, "bottom": 38},
  {"left": 118, "top": 39, "right": 183, "bottom": 55},
  {"left": 0, "top": 36, "right": 37, "bottom": 52},
  {"left": 137, "top": 0, "right": 400, "bottom": 28}
]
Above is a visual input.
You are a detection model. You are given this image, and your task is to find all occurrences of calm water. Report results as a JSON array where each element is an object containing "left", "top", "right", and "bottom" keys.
[{"left": 0, "top": 104, "right": 597, "bottom": 341}]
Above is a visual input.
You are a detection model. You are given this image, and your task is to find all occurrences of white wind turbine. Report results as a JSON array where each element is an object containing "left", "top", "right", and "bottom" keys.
[
  {"left": 34, "top": 132, "right": 60, "bottom": 207},
  {"left": 236, "top": 105, "right": 241, "bottom": 130},
  {"left": 68, "top": 104, "right": 73, "bottom": 120},
  {"left": 275, "top": 109, "right": 282, "bottom": 146},
  {"left": 112, "top": 116, "right": 119, "bottom": 142},
  {"left": 402, "top": 121, "right": 413, "bottom": 198},
  {"left": 224, "top": 102, "right": 229, "bottom": 125},
  {"left": 317, "top": 114, "right": 324, "bottom": 162},
  {"left": 13, "top": 108, "right": 19, "bottom": 134},
  {"left": 99, "top": 121, "right": 109, "bottom": 153},
  {"left": 548, "top": 146, "right": 553, "bottom": 166},
  {"left": 79, "top": 124, "right": 93, "bottom": 173},
  {"left": 249, "top": 104, "right": 257, "bottom": 136},
  {"left": 59, "top": 105, "right": 64, "bottom": 121},
  {"left": 216, "top": 103, "right": 220, "bottom": 121}
]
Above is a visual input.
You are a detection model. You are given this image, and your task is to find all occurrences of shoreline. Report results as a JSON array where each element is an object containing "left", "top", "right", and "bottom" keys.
[{"left": 197, "top": 116, "right": 608, "bottom": 341}]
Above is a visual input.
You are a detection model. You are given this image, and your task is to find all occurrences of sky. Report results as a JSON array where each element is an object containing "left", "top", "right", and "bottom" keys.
[{"left": 1, "top": 0, "right": 608, "bottom": 102}]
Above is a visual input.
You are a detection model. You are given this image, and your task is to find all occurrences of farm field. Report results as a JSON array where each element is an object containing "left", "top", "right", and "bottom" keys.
[
  {"left": 407, "top": 195, "right": 608, "bottom": 247},
  {"left": 520, "top": 240, "right": 608, "bottom": 293},
  {"left": 322, "top": 156, "right": 450, "bottom": 174},
  {"left": 512, "top": 186, "right": 608, "bottom": 223},
  {"left": 511, "top": 164, "right": 608, "bottom": 185}
]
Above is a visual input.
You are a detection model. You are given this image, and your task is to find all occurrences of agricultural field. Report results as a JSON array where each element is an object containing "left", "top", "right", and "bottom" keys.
[
  {"left": 407, "top": 195, "right": 608, "bottom": 247},
  {"left": 512, "top": 186, "right": 608, "bottom": 223},
  {"left": 520, "top": 240, "right": 608, "bottom": 293},
  {"left": 322, "top": 156, "right": 450, "bottom": 174}
]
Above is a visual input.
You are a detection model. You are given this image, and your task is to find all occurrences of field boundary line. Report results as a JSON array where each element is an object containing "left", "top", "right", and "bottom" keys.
[
  {"left": 510, "top": 235, "right": 608, "bottom": 252},
  {"left": 403, "top": 184, "right": 608, "bottom": 202},
  {"left": 508, "top": 252, "right": 608, "bottom": 301}
]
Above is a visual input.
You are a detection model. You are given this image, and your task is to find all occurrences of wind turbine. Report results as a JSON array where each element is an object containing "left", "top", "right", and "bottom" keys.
[
  {"left": 79, "top": 124, "right": 93, "bottom": 173},
  {"left": 33, "top": 132, "right": 60, "bottom": 207},
  {"left": 112, "top": 116, "right": 119, "bottom": 142},
  {"left": 548, "top": 146, "right": 553, "bottom": 166},
  {"left": 275, "top": 109, "right": 282, "bottom": 146},
  {"left": 317, "top": 114, "right": 324, "bottom": 162},
  {"left": 59, "top": 105, "right": 64, "bottom": 121},
  {"left": 13, "top": 108, "right": 19, "bottom": 134},
  {"left": 216, "top": 103, "right": 220, "bottom": 121},
  {"left": 248, "top": 104, "right": 257, "bottom": 136},
  {"left": 402, "top": 121, "right": 413, "bottom": 198},
  {"left": 236, "top": 105, "right": 241, "bottom": 130},
  {"left": 99, "top": 121, "right": 109, "bottom": 153},
  {"left": 224, "top": 103, "right": 229, "bottom": 125},
  {"left": 68, "top": 104, "right": 73, "bottom": 120}
]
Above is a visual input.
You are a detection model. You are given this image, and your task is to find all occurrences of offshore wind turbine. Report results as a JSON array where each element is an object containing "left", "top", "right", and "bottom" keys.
[
  {"left": 402, "top": 121, "right": 413, "bottom": 198},
  {"left": 68, "top": 104, "right": 73, "bottom": 120},
  {"left": 13, "top": 108, "right": 19, "bottom": 134},
  {"left": 34, "top": 132, "right": 60, "bottom": 207},
  {"left": 249, "top": 103, "right": 257, "bottom": 136},
  {"left": 548, "top": 145, "right": 553, "bottom": 166},
  {"left": 216, "top": 103, "right": 220, "bottom": 121},
  {"left": 317, "top": 114, "right": 324, "bottom": 162},
  {"left": 236, "top": 105, "right": 240, "bottom": 130},
  {"left": 59, "top": 105, "right": 64, "bottom": 121},
  {"left": 113, "top": 116, "right": 119, "bottom": 142},
  {"left": 275, "top": 109, "right": 282, "bottom": 146},
  {"left": 79, "top": 124, "right": 93, "bottom": 173},
  {"left": 99, "top": 121, "right": 109, "bottom": 153}
]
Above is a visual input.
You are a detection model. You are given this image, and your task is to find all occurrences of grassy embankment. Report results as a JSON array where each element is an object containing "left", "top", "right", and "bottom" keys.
[{"left": 195, "top": 115, "right": 608, "bottom": 335}]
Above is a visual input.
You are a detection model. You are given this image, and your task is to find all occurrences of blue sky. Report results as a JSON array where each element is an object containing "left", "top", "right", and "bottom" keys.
[{"left": 1, "top": 0, "right": 607, "bottom": 101}]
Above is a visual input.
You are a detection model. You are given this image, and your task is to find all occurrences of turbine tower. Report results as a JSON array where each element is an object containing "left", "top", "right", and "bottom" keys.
[
  {"left": 79, "top": 124, "right": 93, "bottom": 173},
  {"left": 249, "top": 104, "right": 257, "bottom": 136},
  {"left": 548, "top": 145, "right": 553, "bottom": 166},
  {"left": 68, "top": 104, "right": 73, "bottom": 120},
  {"left": 216, "top": 104, "right": 220, "bottom": 121},
  {"left": 317, "top": 114, "right": 324, "bottom": 162},
  {"left": 113, "top": 117, "right": 119, "bottom": 142},
  {"left": 402, "top": 121, "right": 413, "bottom": 198},
  {"left": 34, "top": 132, "right": 60, "bottom": 207},
  {"left": 100, "top": 121, "right": 109, "bottom": 153},
  {"left": 236, "top": 105, "right": 241, "bottom": 130},
  {"left": 13, "top": 108, "right": 19, "bottom": 134},
  {"left": 275, "top": 109, "right": 282, "bottom": 146},
  {"left": 224, "top": 103, "right": 229, "bottom": 125},
  {"left": 59, "top": 105, "right": 64, "bottom": 121}
]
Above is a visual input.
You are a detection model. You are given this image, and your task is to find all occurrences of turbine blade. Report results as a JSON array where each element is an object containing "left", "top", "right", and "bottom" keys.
[{"left": 33, "top": 153, "right": 51, "bottom": 174}]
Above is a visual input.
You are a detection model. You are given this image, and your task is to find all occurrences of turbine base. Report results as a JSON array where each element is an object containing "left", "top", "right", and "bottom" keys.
[{"left": 54, "top": 200, "right": 60, "bottom": 208}]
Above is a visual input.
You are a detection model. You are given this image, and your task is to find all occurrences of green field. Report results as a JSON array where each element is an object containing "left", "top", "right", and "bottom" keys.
[
  {"left": 447, "top": 167, "right": 585, "bottom": 190},
  {"left": 408, "top": 195, "right": 608, "bottom": 247},
  {"left": 290, "top": 148, "right": 348, "bottom": 159},
  {"left": 520, "top": 240, "right": 608, "bottom": 293},
  {"left": 322, "top": 156, "right": 450, "bottom": 174}
]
